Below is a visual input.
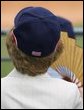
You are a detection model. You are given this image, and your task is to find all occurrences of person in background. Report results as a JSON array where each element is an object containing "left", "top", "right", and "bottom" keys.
[
  {"left": 1, "top": 7, "right": 83, "bottom": 109},
  {"left": 57, "top": 16, "right": 75, "bottom": 38}
]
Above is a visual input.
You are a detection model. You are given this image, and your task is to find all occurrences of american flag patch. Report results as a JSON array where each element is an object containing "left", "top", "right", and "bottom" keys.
[{"left": 32, "top": 51, "right": 41, "bottom": 56}]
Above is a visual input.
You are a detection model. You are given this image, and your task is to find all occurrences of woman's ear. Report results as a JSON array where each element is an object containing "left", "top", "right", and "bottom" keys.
[
  {"left": 10, "top": 30, "right": 17, "bottom": 46},
  {"left": 55, "top": 40, "right": 64, "bottom": 53},
  {"left": 12, "top": 31, "right": 17, "bottom": 46}
]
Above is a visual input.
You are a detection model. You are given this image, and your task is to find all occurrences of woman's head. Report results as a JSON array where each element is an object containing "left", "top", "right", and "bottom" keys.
[
  {"left": 6, "top": 7, "right": 64, "bottom": 76},
  {"left": 6, "top": 29, "right": 63, "bottom": 76}
]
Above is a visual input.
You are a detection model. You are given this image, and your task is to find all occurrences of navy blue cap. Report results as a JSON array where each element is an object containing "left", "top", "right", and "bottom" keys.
[{"left": 13, "top": 7, "right": 61, "bottom": 57}]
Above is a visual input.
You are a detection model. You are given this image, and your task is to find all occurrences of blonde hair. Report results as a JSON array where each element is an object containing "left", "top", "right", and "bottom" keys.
[{"left": 6, "top": 29, "right": 63, "bottom": 76}]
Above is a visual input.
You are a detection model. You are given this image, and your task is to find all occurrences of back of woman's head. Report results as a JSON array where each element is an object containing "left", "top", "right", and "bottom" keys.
[{"left": 6, "top": 28, "right": 63, "bottom": 76}]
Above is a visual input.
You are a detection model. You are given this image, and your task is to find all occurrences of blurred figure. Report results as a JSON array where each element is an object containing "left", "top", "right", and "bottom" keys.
[{"left": 57, "top": 16, "right": 75, "bottom": 39}]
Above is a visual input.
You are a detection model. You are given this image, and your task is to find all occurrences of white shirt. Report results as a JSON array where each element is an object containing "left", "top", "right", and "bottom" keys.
[{"left": 1, "top": 68, "right": 83, "bottom": 109}]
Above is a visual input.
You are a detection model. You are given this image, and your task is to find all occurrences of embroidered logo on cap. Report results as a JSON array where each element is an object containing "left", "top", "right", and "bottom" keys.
[{"left": 32, "top": 51, "right": 41, "bottom": 56}]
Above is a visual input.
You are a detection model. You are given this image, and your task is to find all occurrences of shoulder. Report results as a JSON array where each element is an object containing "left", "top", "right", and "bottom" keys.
[
  {"left": 52, "top": 78, "right": 80, "bottom": 96},
  {"left": 1, "top": 76, "right": 12, "bottom": 96},
  {"left": 1, "top": 77, "right": 9, "bottom": 109},
  {"left": 1, "top": 77, "right": 9, "bottom": 91},
  {"left": 1, "top": 69, "right": 17, "bottom": 109},
  {"left": 51, "top": 79, "right": 83, "bottom": 108},
  {"left": 1, "top": 70, "right": 15, "bottom": 103}
]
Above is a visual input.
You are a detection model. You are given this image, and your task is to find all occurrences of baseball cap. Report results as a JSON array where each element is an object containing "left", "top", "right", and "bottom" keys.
[{"left": 13, "top": 7, "right": 61, "bottom": 57}]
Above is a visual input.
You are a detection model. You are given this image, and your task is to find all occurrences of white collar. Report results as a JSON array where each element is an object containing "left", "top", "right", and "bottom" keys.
[{"left": 7, "top": 68, "right": 52, "bottom": 79}]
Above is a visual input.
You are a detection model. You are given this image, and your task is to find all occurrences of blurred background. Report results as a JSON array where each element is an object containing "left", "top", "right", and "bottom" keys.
[{"left": 1, "top": 1, "right": 83, "bottom": 78}]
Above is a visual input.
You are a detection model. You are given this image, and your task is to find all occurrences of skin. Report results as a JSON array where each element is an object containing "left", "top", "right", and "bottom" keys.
[{"left": 79, "top": 87, "right": 83, "bottom": 98}]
